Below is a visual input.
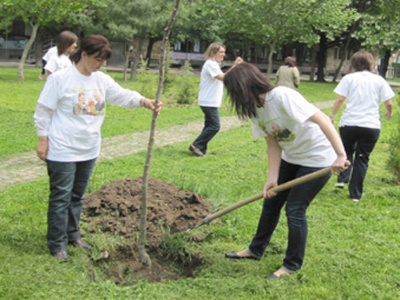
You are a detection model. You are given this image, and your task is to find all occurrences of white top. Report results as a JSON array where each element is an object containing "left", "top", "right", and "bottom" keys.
[
  {"left": 251, "top": 86, "right": 336, "bottom": 167},
  {"left": 334, "top": 71, "right": 395, "bottom": 129},
  {"left": 198, "top": 60, "right": 224, "bottom": 107},
  {"left": 42, "top": 46, "right": 57, "bottom": 61},
  {"left": 34, "top": 65, "right": 144, "bottom": 162},
  {"left": 44, "top": 54, "right": 72, "bottom": 74}
]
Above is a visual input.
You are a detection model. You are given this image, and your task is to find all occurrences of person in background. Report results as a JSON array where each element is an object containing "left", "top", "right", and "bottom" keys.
[
  {"left": 275, "top": 56, "right": 300, "bottom": 90},
  {"left": 330, "top": 51, "right": 394, "bottom": 203},
  {"left": 33, "top": 35, "right": 161, "bottom": 263},
  {"left": 39, "top": 45, "right": 57, "bottom": 80},
  {"left": 189, "top": 42, "right": 243, "bottom": 157},
  {"left": 44, "top": 31, "right": 78, "bottom": 77},
  {"left": 223, "top": 63, "right": 347, "bottom": 279}
]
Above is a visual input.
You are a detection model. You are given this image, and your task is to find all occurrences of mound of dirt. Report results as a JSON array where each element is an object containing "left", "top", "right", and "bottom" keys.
[{"left": 82, "top": 177, "right": 215, "bottom": 284}]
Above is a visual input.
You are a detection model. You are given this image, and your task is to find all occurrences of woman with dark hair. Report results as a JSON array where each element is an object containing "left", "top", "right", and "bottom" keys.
[
  {"left": 223, "top": 63, "right": 347, "bottom": 279},
  {"left": 45, "top": 31, "right": 78, "bottom": 77},
  {"left": 34, "top": 35, "right": 161, "bottom": 262},
  {"left": 189, "top": 42, "right": 242, "bottom": 157},
  {"left": 275, "top": 56, "right": 300, "bottom": 90},
  {"left": 330, "top": 51, "right": 394, "bottom": 203}
]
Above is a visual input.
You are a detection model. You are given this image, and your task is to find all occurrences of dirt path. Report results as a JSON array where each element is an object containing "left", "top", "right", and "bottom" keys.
[{"left": 0, "top": 101, "right": 334, "bottom": 190}]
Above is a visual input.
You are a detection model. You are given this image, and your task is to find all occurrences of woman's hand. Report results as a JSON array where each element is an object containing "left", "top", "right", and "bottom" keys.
[
  {"left": 263, "top": 180, "right": 278, "bottom": 198},
  {"left": 141, "top": 98, "right": 162, "bottom": 116},
  {"left": 330, "top": 155, "right": 348, "bottom": 175},
  {"left": 37, "top": 136, "right": 48, "bottom": 161}
]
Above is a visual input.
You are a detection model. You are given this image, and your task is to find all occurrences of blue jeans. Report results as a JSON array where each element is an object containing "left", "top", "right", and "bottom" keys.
[
  {"left": 192, "top": 106, "right": 220, "bottom": 154},
  {"left": 247, "top": 160, "right": 331, "bottom": 272},
  {"left": 338, "top": 126, "right": 380, "bottom": 200},
  {"left": 46, "top": 158, "right": 96, "bottom": 254}
]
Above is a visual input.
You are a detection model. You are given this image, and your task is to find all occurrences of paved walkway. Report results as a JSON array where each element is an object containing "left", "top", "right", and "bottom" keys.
[{"left": 0, "top": 101, "right": 335, "bottom": 190}]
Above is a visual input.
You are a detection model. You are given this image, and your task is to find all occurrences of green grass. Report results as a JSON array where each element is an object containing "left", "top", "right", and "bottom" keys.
[{"left": 1, "top": 67, "right": 400, "bottom": 299}]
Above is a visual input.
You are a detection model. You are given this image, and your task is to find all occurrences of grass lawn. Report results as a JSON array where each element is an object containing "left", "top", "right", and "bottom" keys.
[{"left": 1, "top": 67, "right": 399, "bottom": 299}]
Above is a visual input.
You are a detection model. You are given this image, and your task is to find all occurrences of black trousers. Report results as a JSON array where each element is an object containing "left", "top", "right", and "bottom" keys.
[{"left": 338, "top": 126, "right": 380, "bottom": 200}]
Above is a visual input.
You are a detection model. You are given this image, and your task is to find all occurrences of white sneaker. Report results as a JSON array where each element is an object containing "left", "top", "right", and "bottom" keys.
[
  {"left": 352, "top": 199, "right": 360, "bottom": 203},
  {"left": 335, "top": 182, "right": 346, "bottom": 188}
]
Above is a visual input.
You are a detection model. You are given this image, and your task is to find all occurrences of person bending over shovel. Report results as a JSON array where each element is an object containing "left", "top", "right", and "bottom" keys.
[{"left": 223, "top": 63, "right": 347, "bottom": 279}]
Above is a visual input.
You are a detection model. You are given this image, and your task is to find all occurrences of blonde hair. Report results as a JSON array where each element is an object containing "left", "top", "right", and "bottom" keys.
[{"left": 204, "top": 42, "right": 225, "bottom": 60}]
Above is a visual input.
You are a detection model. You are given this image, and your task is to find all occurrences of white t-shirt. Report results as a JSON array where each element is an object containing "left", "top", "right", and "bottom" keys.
[
  {"left": 42, "top": 46, "right": 57, "bottom": 61},
  {"left": 334, "top": 71, "right": 395, "bottom": 129},
  {"left": 34, "top": 65, "right": 143, "bottom": 162},
  {"left": 45, "top": 54, "right": 72, "bottom": 74},
  {"left": 251, "top": 86, "right": 336, "bottom": 167},
  {"left": 198, "top": 60, "right": 224, "bottom": 107}
]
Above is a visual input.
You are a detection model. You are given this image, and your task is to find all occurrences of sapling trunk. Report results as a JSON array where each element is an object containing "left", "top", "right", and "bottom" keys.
[{"left": 138, "top": 0, "right": 181, "bottom": 268}]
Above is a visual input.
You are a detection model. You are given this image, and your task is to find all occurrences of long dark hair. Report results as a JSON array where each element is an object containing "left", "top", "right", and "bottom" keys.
[
  {"left": 56, "top": 31, "right": 78, "bottom": 56},
  {"left": 70, "top": 35, "right": 112, "bottom": 64},
  {"left": 223, "top": 63, "right": 274, "bottom": 119}
]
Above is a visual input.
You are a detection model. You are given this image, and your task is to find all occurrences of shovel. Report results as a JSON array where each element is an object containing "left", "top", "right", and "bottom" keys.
[{"left": 187, "top": 161, "right": 349, "bottom": 232}]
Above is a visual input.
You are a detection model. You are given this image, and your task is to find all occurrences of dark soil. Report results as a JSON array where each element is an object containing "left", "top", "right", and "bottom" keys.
[{"left": 82, "top": 177, "right": 215, "bottom": 284}]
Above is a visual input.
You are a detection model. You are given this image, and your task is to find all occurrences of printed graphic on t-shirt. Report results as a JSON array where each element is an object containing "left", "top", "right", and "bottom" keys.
[
  {"left": 73, "top": 91, "right": 105, "bottom": 116},
  {"left": 259, "top": 120, "right": 295, "bottom": 142}
]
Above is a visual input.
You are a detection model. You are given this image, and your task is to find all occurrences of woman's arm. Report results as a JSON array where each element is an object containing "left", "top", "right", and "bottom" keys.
[
  {"left": 308, "top": 111, "right": 347, "bottom": 174},
  {"left": 384, "top": 99, "right": 393, "bottom": 120},
  {"left": 214, "top": 57, "right": 243, "bottom": 81},
  {"left": 264, "top": 135, "right": 282, "bottom": 198},
  {"left": 329, "top": 95, "right": 346, "bottom": 122}
]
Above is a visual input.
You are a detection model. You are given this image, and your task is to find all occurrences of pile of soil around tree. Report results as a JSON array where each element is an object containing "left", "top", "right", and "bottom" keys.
[{"left": 82, "top": 177, "right": 215, "bottom": 284}]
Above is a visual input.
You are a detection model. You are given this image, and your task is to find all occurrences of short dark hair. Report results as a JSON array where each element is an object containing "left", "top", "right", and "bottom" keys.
[
  {"left": 70, "top": 35, "right": 113, "bottom": 64},
  {"left": 223, "top": 63, "right": 275, "bottom": 120},
  {"left": 349, "top": 51, "right": 374, "bottom": 72},
  {"left": 56, "top": 31, "right": 78, "bottom": 56},
  {"left": 284, "top": 56, "right": 296, "bottom": 67}
]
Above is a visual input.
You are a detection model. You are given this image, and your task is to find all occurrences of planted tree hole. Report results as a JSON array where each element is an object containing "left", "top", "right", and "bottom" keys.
[{"left": 82, "top": 177, "right": 217, "bottom": 285}]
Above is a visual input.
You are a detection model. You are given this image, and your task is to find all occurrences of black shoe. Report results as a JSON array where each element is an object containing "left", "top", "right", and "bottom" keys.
[
  {"left": 69, "top": 239, "right": 92, "bottom": 250},
  {"left": 225, "top": 251, "right": 259, "bottom": 260},
  {"left": 53, "top": 251, "right": 70, "bottom": 262},
  {"left": 189, "top": 144, "right": 204, "bottom": 157}
]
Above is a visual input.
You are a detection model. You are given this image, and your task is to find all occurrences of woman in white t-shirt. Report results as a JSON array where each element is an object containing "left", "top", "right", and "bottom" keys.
[
  {"left": 33, "top": 35, "right": 161, "bottom": 262},
  {"left": 189, "top": 42, "right": 242, "bottom": 157},
  {"left": 45, "top": 31, "right": 78, "bottom": 77},
  {"left": 222, "top": 63, "right": 347, "bottom": 279},
  {"left": 330, "top": 51, "right": 394, "bottom": 203}
]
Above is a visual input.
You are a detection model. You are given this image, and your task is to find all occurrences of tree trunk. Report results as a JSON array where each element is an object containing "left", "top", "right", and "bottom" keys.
[
  {"left": 266, "top": 42, "right": 276, "bottom": 82},
  {"left": 124, "top": 38, "right": 133, "bottom": 83},
  {"left": 139, "top": 0, "right": 181, "bottom": 269},
  {"left": 18, "top": 23, "right": 39, "bottom": 80},
  {"left": 309, "top": 44, "right": 318, "bottom": 82},
  {"left": 379, "top": 49, "right": 391, "bottom": 79},
  {"left": 145, "top": 37, "right": 156, "bottom": 68},
  {"left": 332, "top": 36, "right": 351, "bottom": 82},
  {"left": 316, "top": 32, "right": 327, "bottom": 82},
  {"left": 130, "top": 38, "right": 144, "bottom": 81}
]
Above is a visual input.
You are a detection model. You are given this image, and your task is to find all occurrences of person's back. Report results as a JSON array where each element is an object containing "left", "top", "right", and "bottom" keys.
[{"left": 276, "top": 65, "right": 300, "bottom": 90}]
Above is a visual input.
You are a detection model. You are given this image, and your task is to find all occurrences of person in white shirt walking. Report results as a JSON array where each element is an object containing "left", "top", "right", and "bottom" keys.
[
  {"left": 189, "top": 42, "right": 242, "bottom": 157},
  {"left": 330, "top": 51, "right": 394, "bottom": 203},
  {"left": 44, "top": 31, "right": 78, "bottom": 77}
]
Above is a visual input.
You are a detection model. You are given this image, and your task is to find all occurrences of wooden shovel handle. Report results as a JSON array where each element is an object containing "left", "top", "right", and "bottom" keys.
[{"left": 202, "top": 161, "right": 349, "bottom": 224}]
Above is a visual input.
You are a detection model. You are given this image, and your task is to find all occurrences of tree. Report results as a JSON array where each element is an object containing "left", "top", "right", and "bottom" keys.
[
  {"left": 0, "top": 0, "right": 99, "bottom": 80},
  {"left": 353, "top": 0, "right": 400, "bottom": 78},
  {"left": 199, "top": 0, "right": 356, "bottom": 80},
  {"left": 80, "top": 0, "right": 174, "bottom": 81},
  {"left": 139, "top": 0, "right": 181, "bottom": 268}
]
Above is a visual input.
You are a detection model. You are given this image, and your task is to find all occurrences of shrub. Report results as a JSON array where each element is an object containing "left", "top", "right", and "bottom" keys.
[
  {"left": 177, "top": 60, "right": 197, "bottom": 105},
  {"left": 387, "top": 93, "right": 400, "bottom": 183}
]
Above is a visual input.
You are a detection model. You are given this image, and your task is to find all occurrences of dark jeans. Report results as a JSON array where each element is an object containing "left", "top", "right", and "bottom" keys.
[
  {"left": 338, "top": 126, "right": 380, "bottom": 200},
  {"left": 248, "top": 160, "right": 331, "bottom": 272},
  {"left": 192, "top": 106, "right": 220, "bottom": 154},
  {"left": 46, "top": 158, "right": 96, "bottom": 254}
]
